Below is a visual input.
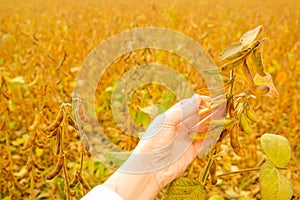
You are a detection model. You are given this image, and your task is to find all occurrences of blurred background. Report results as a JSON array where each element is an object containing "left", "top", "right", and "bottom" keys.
[{"left": 0, "top": 0, "right": 299, "bottom": 199}]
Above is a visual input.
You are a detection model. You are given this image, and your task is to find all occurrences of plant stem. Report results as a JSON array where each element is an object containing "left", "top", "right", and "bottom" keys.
[
  {"left": 200, "top": 149, "right": 215, "bottom": 185},
  {"left": 217, "top": 166, "right": 288, "bottom": 177}
]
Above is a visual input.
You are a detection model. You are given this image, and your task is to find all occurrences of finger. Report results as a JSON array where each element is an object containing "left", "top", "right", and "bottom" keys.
[
  {"left": 193, "top": 104, "right": 226, "bottom": 133},
  {"left": 165, "top": 94, "right": 211, "bottom": 127},
  {"left": 193, "top": 137, "right": 214, "bottom": 157}
]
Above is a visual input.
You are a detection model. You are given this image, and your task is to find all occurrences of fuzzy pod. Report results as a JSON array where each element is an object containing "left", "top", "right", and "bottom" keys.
[
  {"left": 45, "top": 108, "right": 64, "bottom": 132},
  {"left": 77, "top": 171, "right": 90, "bottom": 190},
  {"left": 252, "top": 46, "right": 266, "bottom": 76},
  {"left": 22, "top": 131, "right": 37, "bottom": 151},
  {"left": 45, "top": 156, "right": 63, "bottom": 180},
  {"left": 240, "top": 112, "right": 252, "bottom": 134}
]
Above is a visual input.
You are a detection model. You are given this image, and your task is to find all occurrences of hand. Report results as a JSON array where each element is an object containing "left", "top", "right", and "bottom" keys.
[{"left": 103, "top": 94, "right": 224, "bottom": 200}]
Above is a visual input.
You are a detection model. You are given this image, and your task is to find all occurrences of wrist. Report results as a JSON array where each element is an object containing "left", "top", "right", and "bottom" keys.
[{"left": 103, "top": 170, "right": 159, "bottom": 200}]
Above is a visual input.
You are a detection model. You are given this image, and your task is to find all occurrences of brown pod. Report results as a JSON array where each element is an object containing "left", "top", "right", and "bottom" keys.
[
  {"left": 47, "top": 127, "right": 59, "bottom": 138},
  {"left": 211, "top": 174, "right": 218, "bottom": 185},
  {"left": 67, "top": 116, "right": 78, "bottom": 130},
  {"left": 77, "top": 104, "right": 90, "bottom": 123},
  {"left": 32, "top": 159, "right": 45, "bottom": 171},
  {"left": 209, "top": 160, "right": 217, "bottom": 185},
  {"left": 29, "top": 112, "right": 41, "bottom": 131},
  {"left": 34, "top": 140, "right": 45, "bottom": 149},
  {"left": 252, "top": 46, "right": 266, "bottom": 76},
  {"left": 82, "top": 142, "right": 91, "bottom": 157},
  {"left": 33, "top": 174, "right": 42, "bottom": 183},
  {"left": 45, "top": 156, "right": 63, "bottom": 180},
  {"left": 236, "top": 148, "right": 246, "bottom": 157},
  {"left": 241, "top": 60, "right": 255, "bottom": 87},
  {"left": 69, "top": 174, "right": 79, "bottom": 188},
  {"left": 228, "top": 100, "right": 235, "bottom": 118},
  {"left": 230, "top": 129, "right": 245, "bottom": 157},
  {"left": 45, "top": 108, "right": 64, "bottom": 132},
  {"left": 26, "top": 161, "right": 33, "bottom": 173},
  {"left": 22, "top": 131, "right": 37, "bottom": 150},
  {"left": 215, "top": 129, "right": 229, "bottom": 152},
  {"left": 55, "top": 127, "right": 62, "bottom": 155},
  {"left": 77, "top": 171, "right": 90, "bottom": 190}
]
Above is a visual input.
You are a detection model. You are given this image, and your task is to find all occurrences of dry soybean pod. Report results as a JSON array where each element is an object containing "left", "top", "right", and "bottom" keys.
[
  {"left": 47, "top": 128, "right": 58, "bottom": 138},
  {"left": 252, "top": 84, "right": 270, "bottom": 95},
  {"left": 230, "top": 127, "right": 246, "bottom": 157},
  {"left": 221, "top": 56, "right": 245, "bottom": 74},
  {"left": 67, "top": 115, "right": 78, "bottom": 130},
  {"left": 45, "top": 155, "right": 63, "bottom": 180},
  {"left": 29, "top": 112, "right": 40, "bottom": 131},
  {"left": 252, "top": 45, "right": 266, "bottom": 76},
  {"left": 240, "top": 112, "right": 252, "bottom": 134},
  {"left": 33, "top": 174, "right": 42, "bottom": 183},
  {"left": 69, "top": 173, "right": 79, "bottom": 188},
  {"left": 34, "top": 140, "right": 45, "bottom": 149},
  {"left": 77, "top": 103, "right": 90, "bottom": 123},
  {"left": 27, "top": 74, "right": 40, "bottom": 87},
  {"left": 76, "top": 170, "right": 90, "bottom": 190},
  {"left": 242, "top": 60, "right": 269, "bottom": 95},
  {"left": 55, "top": 127, "right": 62, "bottom": 155},
  {"left": 22, "top": 131, "right": 37, "bottom": 150},
  {"left": 209, "top": 160, "right": 217, "bottom": 185},
  {"left": 26, "top": 160, "right": 33, "bottom": 173},
  {"left": 230, "top": 126, "right": 241, "bottom": 154},
  {"left": 215, "top": 130, "right": 228, "bottom": 153},
  {"left": 45, "top": 107, "right": 64, "bottom": 132},
  {"left": 241, "top": 60, "right": 255, "bottom": 87},
  {"left": 32, "top": 158, "right": 45, "bottom": 171},
  {"left": 245, "top": 106, "right": 257, "bottom": 122}
]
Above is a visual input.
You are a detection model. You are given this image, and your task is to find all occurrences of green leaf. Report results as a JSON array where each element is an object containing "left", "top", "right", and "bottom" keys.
[
  {"left": 163, "top": 177, "right": 207, "bottom": 200},
  {"left": 8, "top": 121, "right": 15, "bottom": 129},
  {"left": 140, "top": 104, "right": 165, "bottom": 119},
  {"left": 260, "top": 161, "right": 293, "bottom": 200},
  {"left": 135, "top": 110, "right": 151, "bottom": 128},
  {"left": 261, "top": 133, "right": 291, "bottom": 167},
  {"left": 102, "top": 151, "right": 131, "bottom": 168},
  {"left": 240, "top": 25, "right": 262, "bottom": 46}
]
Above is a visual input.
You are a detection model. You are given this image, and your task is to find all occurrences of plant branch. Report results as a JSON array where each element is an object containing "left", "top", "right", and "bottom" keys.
[{"left": 217, "top": 166, "right": 288, "bottom": 177}]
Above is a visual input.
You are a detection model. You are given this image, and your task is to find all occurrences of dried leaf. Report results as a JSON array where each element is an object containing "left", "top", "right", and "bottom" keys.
[
  {"left": 220, "top": 42, "right": 244, "bottom": 62},
  {"left": 221, "top": 56, "right": 245, "bottom": 73},
  {"left": 240, "top": 25, "right": 262, "bottom": 46},
  {"left": 253, "top": 73, "right": 279, "bottom": 97}
]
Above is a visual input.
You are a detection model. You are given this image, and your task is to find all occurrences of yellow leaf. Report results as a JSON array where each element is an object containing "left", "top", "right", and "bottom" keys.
[
  {"left": 220, "top": 42, "right": 244, "bottom": 62},
  {"left": 253, "top": 73, "right": 279, "bottom": 97},
  {"left": 260, "top": 161, "right": 293, "bottom": 200},
  {"left": 240, "top": 25, "right": 262, "bottom": 47}
]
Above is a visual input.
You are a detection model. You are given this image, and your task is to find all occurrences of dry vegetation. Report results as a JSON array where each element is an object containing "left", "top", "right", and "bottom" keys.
[{"left": 0, "top": 0, "right": 299, "bottom": 199}]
